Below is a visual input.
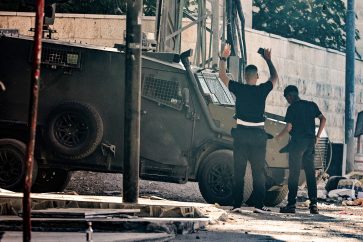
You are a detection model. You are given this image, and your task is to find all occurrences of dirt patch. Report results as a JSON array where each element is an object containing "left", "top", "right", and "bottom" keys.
[
  {"left": 66, "top": 171, "right": 363, "bottom": 241},
  {"left": 65, "top": 171, "right": 205, "bottom": 203}
]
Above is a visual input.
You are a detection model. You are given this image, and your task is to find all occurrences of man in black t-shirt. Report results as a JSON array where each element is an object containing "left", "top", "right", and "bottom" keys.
[
  {"left": 276, "top": 85, "right": 326, "bottom": 214},
  {"left": 219, "top": 44, "right": 278, "bottom": 213}
]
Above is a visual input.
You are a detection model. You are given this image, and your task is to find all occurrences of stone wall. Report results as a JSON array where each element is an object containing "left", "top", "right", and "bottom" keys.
[
  {"left": 245, "top": 30, "right": 363, "bottom": 143},
  {"left": 356, "top": 0, "right": 363, "bottom": 57},
  {"left": 1, "top": 11, "right": 363, "bottom": 143}
]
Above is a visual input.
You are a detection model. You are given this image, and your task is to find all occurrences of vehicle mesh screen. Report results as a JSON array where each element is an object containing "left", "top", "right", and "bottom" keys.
[
  {"left": 142, "top": 77, "right": 183, "bottom": 110},
  {"left": 196, "top": 71, "right": 235, "bottom": 106},
  {"left": 40, "top": 46, "right": 81, "bottom": 68}
]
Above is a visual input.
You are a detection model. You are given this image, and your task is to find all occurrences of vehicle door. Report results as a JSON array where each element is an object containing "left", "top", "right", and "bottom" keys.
[{"left": 140, "top": 63, "right": 193, "bottom": 183}]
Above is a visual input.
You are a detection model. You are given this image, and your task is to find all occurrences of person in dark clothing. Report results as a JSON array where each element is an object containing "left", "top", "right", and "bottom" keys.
[
  {"left": 219, "top": 44, "right": 278, "bottom": 214},
  {"left": 276, "top": 85, "right": 326, "bottom": 214}
]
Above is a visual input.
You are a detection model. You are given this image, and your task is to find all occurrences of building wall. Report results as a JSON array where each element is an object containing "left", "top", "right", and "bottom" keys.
[
  {"left": 1, "top": 11, "right": 363, "bottom": 143},
  {"left": 356, "top": 0, "right": 363, "bottom": 56}
]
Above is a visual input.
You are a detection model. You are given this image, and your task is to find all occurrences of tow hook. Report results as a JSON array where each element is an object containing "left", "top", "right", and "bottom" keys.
[{"left": 101, "top": 142, "right": 116, "bottom": 170}]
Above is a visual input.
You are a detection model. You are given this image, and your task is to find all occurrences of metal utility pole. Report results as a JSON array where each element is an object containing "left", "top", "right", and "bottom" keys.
[
  {"left": 23, "top": 0, "right": 44, "bottom": 241},
  {"left": 123, "top": 0, "right": 142, "bottom": 203},
  {"left": 211, "top": 0, "right": 220, "bottom": 69},
  {"left": 345, "top": 0, "right": 356, "bottom": 174}
]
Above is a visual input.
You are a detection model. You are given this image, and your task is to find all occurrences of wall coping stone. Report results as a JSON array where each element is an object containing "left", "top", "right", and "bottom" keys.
[
  {"left": 0, "top": 11, "right": 361, "bottom": 61},
  {"left": 246, "top": 27, "right": 363, "bottom": 61}
]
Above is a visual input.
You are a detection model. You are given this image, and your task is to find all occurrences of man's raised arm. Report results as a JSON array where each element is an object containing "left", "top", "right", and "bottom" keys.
[
  {"left": 219, "top": 44, "right": 231, "bottom": 87},
  {"left": 262, "top": 49, "right": 278, "bottom": 87}
]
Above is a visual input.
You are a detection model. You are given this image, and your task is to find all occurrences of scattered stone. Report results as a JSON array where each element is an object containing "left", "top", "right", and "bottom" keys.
[
  {"left": 218, "top": 213, "right": 228, "bottom": 222},
  {"left": 214, "top": 203, "right": 221, "bottom": 208},
  {"left": 208, "top": 219, "right": 218, "bottom": 225},
  {"left": 104, "top": 191, "right": 121, "bottom": 196},
  {"left": 342, "top": 198, "right": 363, "bottom": 206}
]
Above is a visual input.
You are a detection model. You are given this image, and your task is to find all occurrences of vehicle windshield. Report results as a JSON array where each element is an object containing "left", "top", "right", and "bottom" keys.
[{"left": 194, "top": 70, "right": 235, "bottom": 107}]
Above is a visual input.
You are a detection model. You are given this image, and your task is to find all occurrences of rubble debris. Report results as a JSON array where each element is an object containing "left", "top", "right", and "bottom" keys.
[
  {"left": 325, "top": 176, "right": 347, "bottom": 192},
  {"left": 328, "top": 189, "right": 356, "bottom": 199},
  {"left": 342, "top": 198, "right": 363, "bottom": 206},
  {"left": 337, "top": 179, "right": 363, "bottom": 193}
]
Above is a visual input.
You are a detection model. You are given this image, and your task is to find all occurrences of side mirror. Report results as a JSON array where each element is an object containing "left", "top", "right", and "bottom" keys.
[{"left": 0, "top": 81, "right": 6, "bottom": 92}]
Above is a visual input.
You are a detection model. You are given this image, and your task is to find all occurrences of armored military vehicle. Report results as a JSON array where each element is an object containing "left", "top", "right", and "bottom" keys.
[
  {"left": 0, "top": 0, "right": 331, "bottom": 206},
  {"left": 0, "top": 33, "right": 331, "bottom": 206}
]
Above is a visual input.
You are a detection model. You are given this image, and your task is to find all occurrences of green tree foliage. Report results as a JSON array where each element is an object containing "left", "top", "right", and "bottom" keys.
[
  {"left": 0, "top": 0, "right": 30, "bottom": 11},
  {"left": 0, "top": 0, "right": 158, "bottom": 16},
  {"left": 253, "top": 0, "right": 359, "bottom": 51}
]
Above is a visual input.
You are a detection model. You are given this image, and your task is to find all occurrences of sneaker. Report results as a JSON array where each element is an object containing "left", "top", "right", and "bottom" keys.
[
  {"left": 309, "top": 205, "right": 319, "bottom": 214},
  {"left": 253, "top": 206, "right": 271, "bottom": 214},
  {"left": 279, "top": 205, "right": 296, "bottom": 214}
]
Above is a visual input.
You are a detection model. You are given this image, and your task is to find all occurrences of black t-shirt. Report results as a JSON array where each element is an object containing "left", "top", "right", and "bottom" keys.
[
  {"left": 228, "top": 80, "right": 273, "bottom": 123},
  {"left": 284, "top": 100, "right": 322, "bottom": 139}
]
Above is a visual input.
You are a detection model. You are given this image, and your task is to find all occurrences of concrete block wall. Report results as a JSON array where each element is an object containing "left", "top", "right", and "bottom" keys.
[{"left": 1, "top": 11, "right": 363, "bottom": 143}]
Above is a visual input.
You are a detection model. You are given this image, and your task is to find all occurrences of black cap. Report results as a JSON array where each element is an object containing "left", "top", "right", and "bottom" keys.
[{"left": 284, "top": 85, "right": 298, "bottom": 97}]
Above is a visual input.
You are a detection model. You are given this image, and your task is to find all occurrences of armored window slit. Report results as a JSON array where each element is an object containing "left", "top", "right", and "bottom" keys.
[
  {"left": 196, "top": 72, "right": 235, "bottom": 106},
  {"left": 142, "top": 76, "right": 183, "bottom": 110}
]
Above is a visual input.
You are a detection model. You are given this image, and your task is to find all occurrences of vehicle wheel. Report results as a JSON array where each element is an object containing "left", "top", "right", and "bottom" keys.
[
  {"left": 264, "top": 185, "right": 288, "bottom": 206},
  {"left": 47, "top": 102, "right": 103, "bottom": 160},
  {"left": 325, "top": 176, "right": 346, "bottom": 192},
  {"left": 0, "top": 139, "right": 38, "bottom": 191},
  {"left": 32, "top": 168, "right": 71, "bottom": 193},
  {"left": 198, "top": 150, "right": 253, "bottom": 206}
]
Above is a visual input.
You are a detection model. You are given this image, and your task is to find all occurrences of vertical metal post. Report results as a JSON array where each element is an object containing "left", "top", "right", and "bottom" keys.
[
  {"left": 358, "top": 135, "right": 361, "bottom": 153},
  {"left": 200, "top": 0, "right": 206, "bottom": 67},
  {"left": 345, "top": 0, "right": 356, "bottom": 173},
  {"left": 23, "top": 0, "right": 44, "bottom": 241},
  {"left": 155, "top": 0, "right": 163, "bottom": 51},
  {"left": 194, "top": 0, "right": 202, "bottom": 65},
  {"left": 123, "top": 0, "right": 142, "bottom": 203},
  {"left": 176, "top": 0, "right": 185, "bottom": 53},
  {"left": 211, "top": 0, "right": 220, "bottom": 69}
]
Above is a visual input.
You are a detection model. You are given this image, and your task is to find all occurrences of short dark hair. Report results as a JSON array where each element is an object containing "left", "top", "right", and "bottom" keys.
[
  {"left": 284, "top": 85, "right": 299, "bottom": 97},
  {"left": 245, "top": 65, "right": 258, "bottom": 75}
]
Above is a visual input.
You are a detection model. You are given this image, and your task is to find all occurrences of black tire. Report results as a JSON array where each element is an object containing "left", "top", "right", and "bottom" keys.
[
  {"left": 325, "top": 176, "right": 346, "bottom": 192},
  {"left": 198, "top": 150, "right": 253, "bottom": 206},
  {"left": 0, "top": 139, "right": 38, "bottom": 191},
  {"left": 264, "top": 185, "right": 289, "bottom": 206},
  {"left": 32, "top": 168, "right": 71, "bottom": 193},
  {"left": 47, "top": 102, "right": 103, "bottom": 160}
]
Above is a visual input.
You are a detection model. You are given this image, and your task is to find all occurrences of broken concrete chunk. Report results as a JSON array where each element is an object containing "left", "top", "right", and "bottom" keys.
[{"left": 328, "top": 189, "right": 356, "bottom": 199}]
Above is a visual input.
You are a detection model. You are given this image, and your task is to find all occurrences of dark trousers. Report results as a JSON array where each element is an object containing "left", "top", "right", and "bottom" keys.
[
  {"left": 287, "top": 138, "right": 317, "bottom": 207},
  {"left": 231, "top": 126, "right": 267, "bottom": 208}
]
